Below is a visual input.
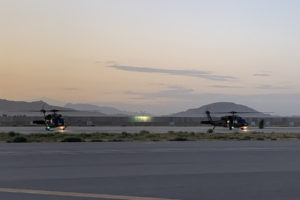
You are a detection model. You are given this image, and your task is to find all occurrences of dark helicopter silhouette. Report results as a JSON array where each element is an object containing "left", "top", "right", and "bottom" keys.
[
  {"left": 33, "top": 109, "right": 66, "bottom": 131},
  {"left": 201, "top": 111, "right": 249, "bottom": 131}
]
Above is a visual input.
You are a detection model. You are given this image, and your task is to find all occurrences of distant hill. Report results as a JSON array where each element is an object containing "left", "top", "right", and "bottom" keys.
[
  {"left": 0, "top": 99, "right": 105, "bottom": 116},
  {"left": 172, "top": 102, "right": 271, "bottom": 117},
  {"left": 0, "top": 99, "right": 69, "bottom": 112},
  {"left": 64, "top": 103, "right": 144, "bottom": 116}
]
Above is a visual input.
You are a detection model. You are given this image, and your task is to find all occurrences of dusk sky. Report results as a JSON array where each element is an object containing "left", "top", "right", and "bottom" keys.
[{"left": 1, "top": 0, "right": 300, "bottom": 115}]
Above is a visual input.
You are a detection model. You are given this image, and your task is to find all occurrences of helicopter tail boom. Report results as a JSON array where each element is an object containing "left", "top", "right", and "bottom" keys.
[{"left": 32, "top": 120, "right": 46, "bottom": 125}]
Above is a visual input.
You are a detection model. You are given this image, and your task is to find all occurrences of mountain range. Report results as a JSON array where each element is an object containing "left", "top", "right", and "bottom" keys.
[
  {"left": 172, "top": 102, "right": 270, "bottom": 117},
  {"left": 0, "top": 99, "right": 104, "bottom": 116},
  {"left": 0, "top": 99, "right": 69, "bottom": 112},
  {"left": 64, "top": 103, "right": 144, "bottom": 116},
  {"left": 0, "top": 99, "right": 271, "bottom": 117}
]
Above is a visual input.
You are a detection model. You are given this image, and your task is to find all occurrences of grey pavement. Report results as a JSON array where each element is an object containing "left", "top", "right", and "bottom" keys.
[
  {"left": 1, "top": 141, "right": 300, "bottom": 199},
  {"left": 1, "top": 126, "right": 300, "bottom": 134}
]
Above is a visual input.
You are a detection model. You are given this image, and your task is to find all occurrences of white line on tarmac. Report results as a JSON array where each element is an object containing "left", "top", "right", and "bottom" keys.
[{"left": 0, "top": 188, "right": 178, "bottom": 200}]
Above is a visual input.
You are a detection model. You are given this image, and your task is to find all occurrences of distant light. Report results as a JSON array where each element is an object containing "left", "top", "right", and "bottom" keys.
[
  {"left": 58, "top": 126, "right": 66, "bottom": 130},
  {"left": 57, "top": 126, "right": 66, "bottom": 133},
  {"left": 241, "top": 126, "right": 248, "bottom": 131},
  {"left": 133, "top": 116, "right": 152, "bottom": 122}
]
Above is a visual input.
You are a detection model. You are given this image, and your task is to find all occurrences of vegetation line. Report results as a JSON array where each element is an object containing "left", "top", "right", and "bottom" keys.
[{"left": 1, "top": 131, "right": 300, "bottom": 143}]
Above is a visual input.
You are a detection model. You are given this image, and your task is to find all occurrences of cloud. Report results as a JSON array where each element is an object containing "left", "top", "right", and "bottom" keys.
[
  {"left": 108, "top": 64, "right": 237, "bottom": 81},
  {"left": 125, "top": 85, "right": 195, "bottom": 100},
  {"left": 253, "top": 73, "right": 270, "bottom": 77},
  {"left": 63, "top": 88, "right": 80, "bottom": 91},
  {"left": 124, "top": 91, "right": 142, "bottom": 96},
  {"left": 211, "top": 85, "right": 244, "bottom": 88},
  {"left": 151, "top": 86, "right": 194, "bottom": 98},
  {"left": 257, "top": 84, "right": 291, "bottom": 90}
]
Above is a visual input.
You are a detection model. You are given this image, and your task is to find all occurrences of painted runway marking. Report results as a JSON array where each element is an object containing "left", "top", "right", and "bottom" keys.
[{"left": 0, "top": 188, "right": 178, "bottom": 200}]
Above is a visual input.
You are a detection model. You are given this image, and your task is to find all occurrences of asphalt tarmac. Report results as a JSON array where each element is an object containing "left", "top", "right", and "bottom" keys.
[
  {"left": 1, "top": 126, "right": 300, "bottom": 134},
  {"left": 1, "top": 141, "right": 300, "bottom": 200}
]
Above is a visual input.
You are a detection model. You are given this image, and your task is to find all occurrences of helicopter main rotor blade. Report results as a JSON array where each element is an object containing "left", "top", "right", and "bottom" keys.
[
  {"left": 47, "top": 109, "right": 78, "bottom": 112},
  {"left": 210, "top": 111, "right": 268, "bottom": 114}
]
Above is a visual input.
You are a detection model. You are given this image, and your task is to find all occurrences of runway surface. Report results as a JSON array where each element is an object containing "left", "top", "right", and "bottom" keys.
[
  {"left": 1, "top": 126, "right": 300, "bottom": 134},
  {"left": 1, "top": 141, "right": 300, "bottom": 199}
]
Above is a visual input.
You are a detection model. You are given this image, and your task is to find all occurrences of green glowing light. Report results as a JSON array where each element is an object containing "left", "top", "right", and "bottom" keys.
[{"left": 133, "top": 116, "right": 152, "bottom": 122}]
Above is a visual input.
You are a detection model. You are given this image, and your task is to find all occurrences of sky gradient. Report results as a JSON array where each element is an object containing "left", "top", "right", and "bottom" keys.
[{"left": 1, "top": 0, "right": 300, "bottom": 115}]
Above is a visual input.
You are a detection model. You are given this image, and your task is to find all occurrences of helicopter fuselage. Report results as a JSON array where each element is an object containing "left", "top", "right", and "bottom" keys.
[
  {"left": 33, "top": 110, "right": 67, "bottom": 131},
  {"left": 201, "top": 111, "right": 248, "bottom": 130}
]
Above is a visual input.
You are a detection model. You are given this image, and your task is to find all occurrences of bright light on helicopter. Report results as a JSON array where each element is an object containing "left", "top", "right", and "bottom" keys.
[
  {"left": 241, "top": 126, "right": 248, "bottom": 132},
  {"left": 55, "top": 126, "right": 67, "bottom": 133},
  {"left": 58, "top": 126, "right": 66, "bottom": 130}
]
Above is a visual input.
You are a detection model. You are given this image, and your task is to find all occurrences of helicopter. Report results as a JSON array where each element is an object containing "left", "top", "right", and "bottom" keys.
[
  {"left": 32, "top": 109, "right": 66, "bottom": 131},
  {"left": 201, "top": 111, "right": 249, "bottom": 131}
]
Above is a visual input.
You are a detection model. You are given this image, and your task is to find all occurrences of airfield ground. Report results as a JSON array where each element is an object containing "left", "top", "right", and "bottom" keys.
[
  {"left": 1, "top": 141, "right": 300, "bottom": 200},
  {"left": 1, "top": 126, "right": 300, "bottom": 143},
  {"left": 2, "top": 131, "right": 300, "bottom": 143},
  {"left": 1, "top": 126, "right": 300, "bottom": 134}
]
